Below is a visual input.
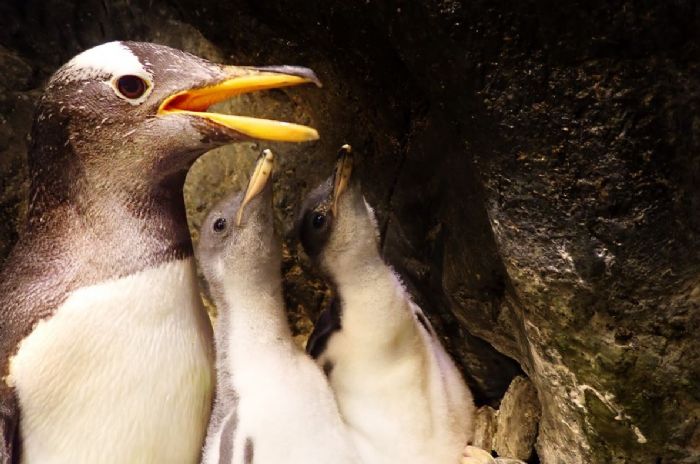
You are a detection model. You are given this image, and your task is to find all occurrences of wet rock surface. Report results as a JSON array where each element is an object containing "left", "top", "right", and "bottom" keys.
[{"left": 1, "top": 1, "right": 698, "bottom": 462}]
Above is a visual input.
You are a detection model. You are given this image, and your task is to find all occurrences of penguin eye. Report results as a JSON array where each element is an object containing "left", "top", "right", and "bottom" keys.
[
  {"left": 116, "top": 75, "right": 147, "bottom": 99},
  {"left": 299, "top": 209, "right": 331, "bottom": 258},
  {"left": 312, "top": 213, "right": 326, "bottom": 229},
  {"left": 213, "top": 218, "right": 227, "bottom": 232}
]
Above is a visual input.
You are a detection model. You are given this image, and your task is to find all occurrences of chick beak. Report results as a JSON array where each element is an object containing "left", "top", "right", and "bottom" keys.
[
  {"left": 331, "top": 144, "right": 353, "bottom": 216},
  {"left": 158, "top": 66, "right": 321, "bottom": 142},
  {"left": 236, "top": 149, "right": 275, "bottom": 226}
]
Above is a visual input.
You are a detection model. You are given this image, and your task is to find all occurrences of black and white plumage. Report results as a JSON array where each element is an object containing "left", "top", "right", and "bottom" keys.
[
  {"left": 197, "top": 150, "right": 359, "bottom": 464},
  {"left": 297, "top": 145, "right": 476, "bottom": 464},
  {"left": 0, "top": 41, "right": 319, "bottom": 464}
]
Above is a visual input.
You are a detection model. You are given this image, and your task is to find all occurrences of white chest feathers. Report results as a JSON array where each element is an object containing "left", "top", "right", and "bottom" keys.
[
  {"left": 8, "top": 258, "right": 214, "bottom": 464},
  {"left": 203, "top": 349, "right": 359, "bottom": 464},
  {"left": 320, "top": 274, "right": 475, "bottom": 464}
]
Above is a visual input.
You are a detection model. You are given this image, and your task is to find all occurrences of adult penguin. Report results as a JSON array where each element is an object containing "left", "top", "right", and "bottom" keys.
[{"left": 0, "top": 41, "right": 319, "bottom": 464}]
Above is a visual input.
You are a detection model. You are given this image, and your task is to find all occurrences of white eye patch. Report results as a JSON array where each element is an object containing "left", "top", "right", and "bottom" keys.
[{"left": 62, "top": 41, "right": 154, "bottom": 105}]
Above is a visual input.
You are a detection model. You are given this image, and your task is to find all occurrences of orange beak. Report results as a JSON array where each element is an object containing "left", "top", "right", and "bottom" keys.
[{"left": 158, "top": 67, "right": 321, "bottom": 142}]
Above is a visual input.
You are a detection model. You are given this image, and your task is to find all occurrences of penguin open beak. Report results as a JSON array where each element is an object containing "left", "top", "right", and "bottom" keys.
[
  {"left": 331, "top": 144, "right": 353, "bottom": 216},
  {"left": 236, "top": 149, "right": 275, "bottom": 226},
  {"left": 158, "top": 66, "right": 321, "bottom": 142}
]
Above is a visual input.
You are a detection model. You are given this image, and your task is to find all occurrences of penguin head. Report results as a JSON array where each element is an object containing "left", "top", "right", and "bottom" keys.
[
  {"left": 30, "top": 41, "right": 319, "bottom": 207},
  {"left": 198, "top": 149, "right": 280, "bottom": 287},
  {"left": 297, "top": 145, "right": 380, "bottom": 276}
]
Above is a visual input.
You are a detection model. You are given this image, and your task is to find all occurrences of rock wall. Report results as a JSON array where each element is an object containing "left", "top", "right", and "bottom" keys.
[{"left": 1, "top": 1, "right": 698, "bottom": 462}]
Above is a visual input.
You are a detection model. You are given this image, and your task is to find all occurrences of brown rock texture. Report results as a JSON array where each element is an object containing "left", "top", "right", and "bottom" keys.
[
  {"left": 493, "top": 376, "right": 541, "bottom": 461},
  {"left": 473, "top": 406, "right": 498, "bottom": 452}
]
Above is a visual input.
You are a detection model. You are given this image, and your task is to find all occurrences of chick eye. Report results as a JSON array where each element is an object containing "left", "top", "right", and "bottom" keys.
[
  {"left": 312, "top": 213, "right": 326, "bottom": 229},
  {"left": 116, "top": 75, "right": 147, "bottom": 99},
  {"left": 213, "top": 218, "right": 227, "bottom": 232}
]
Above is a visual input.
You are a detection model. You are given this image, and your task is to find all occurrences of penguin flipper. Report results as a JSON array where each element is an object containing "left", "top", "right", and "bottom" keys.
[
  {"left": 0, "top": 385, "right": 18, "bottom": 464},
  {"left": 306, "top": 297, "right": 342, "bottom": 359}
]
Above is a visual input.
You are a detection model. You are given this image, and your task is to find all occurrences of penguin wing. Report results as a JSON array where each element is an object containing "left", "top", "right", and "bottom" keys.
[
  {"left": 0, "top": 386, "right": 18, "bottom": 464},
  {"left": 306, "top": 297, "right": 342, "bottom": 359},
  {"left": 0, "top": 238, "right": 83, "bottom": 464}
]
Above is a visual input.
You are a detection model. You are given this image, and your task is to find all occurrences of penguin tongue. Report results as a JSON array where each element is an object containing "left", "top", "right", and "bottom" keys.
[{"left": 158, "top": 69, "right": 321, "bottom": 142}]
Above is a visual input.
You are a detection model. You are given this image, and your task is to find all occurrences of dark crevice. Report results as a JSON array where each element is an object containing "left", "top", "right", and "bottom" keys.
[{"left": 378, "top": 136, "right": 409, "bottom": 254}]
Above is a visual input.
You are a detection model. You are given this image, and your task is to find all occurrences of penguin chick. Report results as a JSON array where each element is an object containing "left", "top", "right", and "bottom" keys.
[
  {"left": 297, "top": 145, "right": 475, "bottom": 464},
  {"left": 0, "top": 41, "right": 320, "bottom": 464},
  {"left": 197, "top": 150, "right": 359, "bottom": 464}
]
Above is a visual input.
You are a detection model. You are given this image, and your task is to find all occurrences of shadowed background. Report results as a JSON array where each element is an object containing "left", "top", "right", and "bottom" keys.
[{"left": 0, "top": 1, "right": 698, "bottom": 462}]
